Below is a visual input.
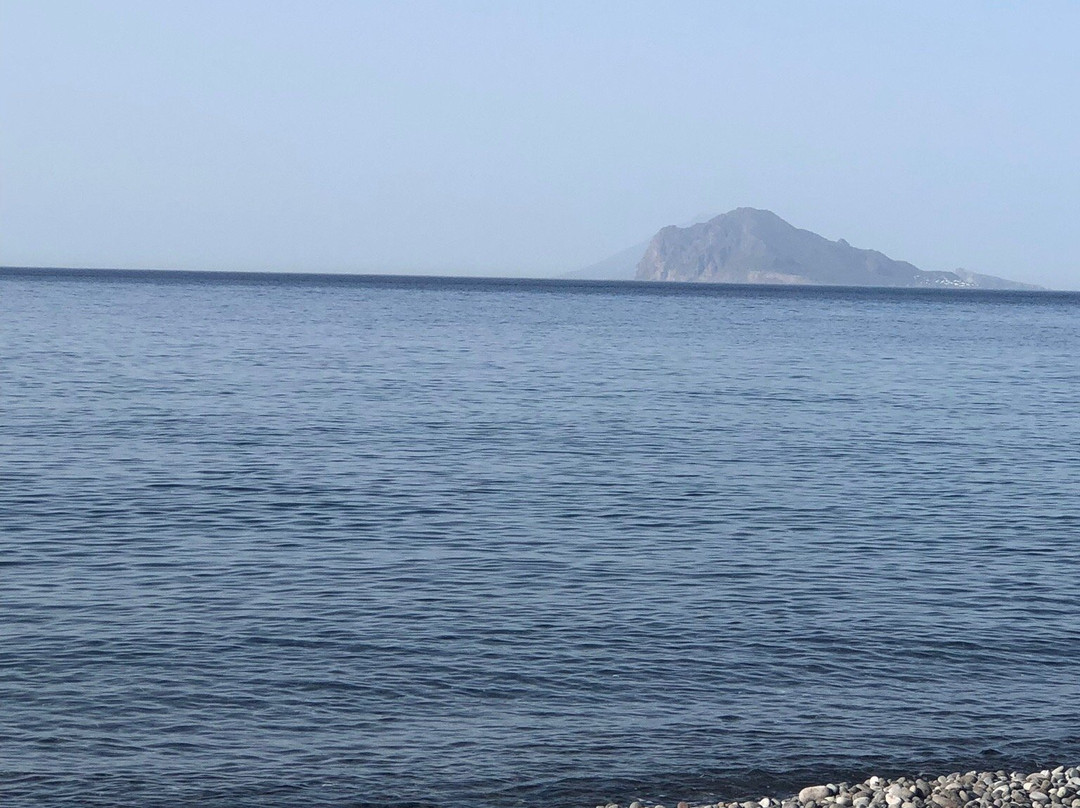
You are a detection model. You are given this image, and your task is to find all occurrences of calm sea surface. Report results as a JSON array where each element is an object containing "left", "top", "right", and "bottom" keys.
[{"left": 2, "top": 270, "right": 1080, "bottom": 808}]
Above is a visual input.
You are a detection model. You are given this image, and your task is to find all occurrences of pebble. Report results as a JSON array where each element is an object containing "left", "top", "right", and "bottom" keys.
[{"left": 601, "top": 765, "right": 1080, "bottom": 808}]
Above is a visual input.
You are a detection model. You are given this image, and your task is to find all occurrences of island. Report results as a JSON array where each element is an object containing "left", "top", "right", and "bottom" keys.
[{"left": 573, "top": 208, "right": 1038, "bottom": 289}]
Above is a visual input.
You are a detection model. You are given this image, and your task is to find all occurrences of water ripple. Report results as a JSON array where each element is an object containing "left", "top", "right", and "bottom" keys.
[{"left": 2, "top": 273, "right": 1080, "bottom": 807}]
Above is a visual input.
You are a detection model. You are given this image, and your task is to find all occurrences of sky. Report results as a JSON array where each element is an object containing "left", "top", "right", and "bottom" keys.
[{"left": 2, "top": 1, "right": 1079, "bottom": 288}]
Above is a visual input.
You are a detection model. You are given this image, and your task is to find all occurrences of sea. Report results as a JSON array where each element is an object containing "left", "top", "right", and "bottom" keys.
[{"left": 2, "top": 268, "right": 1080, "bottom": 808}]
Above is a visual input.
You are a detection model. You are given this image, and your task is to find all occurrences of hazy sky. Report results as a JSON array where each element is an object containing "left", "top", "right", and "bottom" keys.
[{"left": 3, "top": 1, "right": 1079, "bottom": 287}]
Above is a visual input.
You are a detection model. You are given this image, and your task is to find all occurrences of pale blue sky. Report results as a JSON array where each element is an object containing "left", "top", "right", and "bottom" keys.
[{"left": 2, "top": 1, "right": 1078, "bottom": 287}]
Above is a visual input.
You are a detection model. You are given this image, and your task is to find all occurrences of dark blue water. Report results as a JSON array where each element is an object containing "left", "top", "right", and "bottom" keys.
[{"left": 3, "top": 269, "right": 1080, "bottom": 808}]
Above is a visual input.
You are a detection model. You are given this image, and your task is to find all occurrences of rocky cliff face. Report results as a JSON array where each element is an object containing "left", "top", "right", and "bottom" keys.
[{"left": 634, "top": 208, "right": 1038, "bottom": 289}]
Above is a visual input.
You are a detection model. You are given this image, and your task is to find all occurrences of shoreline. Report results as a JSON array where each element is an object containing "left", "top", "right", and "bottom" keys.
[{"left": 600, "top": 767, "right": 1080, "bottom": 808}]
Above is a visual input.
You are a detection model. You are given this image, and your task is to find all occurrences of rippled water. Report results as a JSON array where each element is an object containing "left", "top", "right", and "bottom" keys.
[{"left": 3, "top": 269, "right": 1080, "bottom": 808}]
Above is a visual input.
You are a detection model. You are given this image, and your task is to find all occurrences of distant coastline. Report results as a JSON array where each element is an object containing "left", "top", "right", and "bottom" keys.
[{"left": 1, "top": 264, "right": 1060, "bottom": 294}]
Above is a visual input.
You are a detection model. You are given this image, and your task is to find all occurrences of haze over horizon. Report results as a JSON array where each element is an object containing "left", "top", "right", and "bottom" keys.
[{"left": 2, "top": 1, "right": 1079, "bottom": 289}]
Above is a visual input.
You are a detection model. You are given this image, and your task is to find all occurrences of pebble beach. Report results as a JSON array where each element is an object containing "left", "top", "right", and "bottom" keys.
[{"left": 600, "top": 767, "right": 1080, "bottom": 808}]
